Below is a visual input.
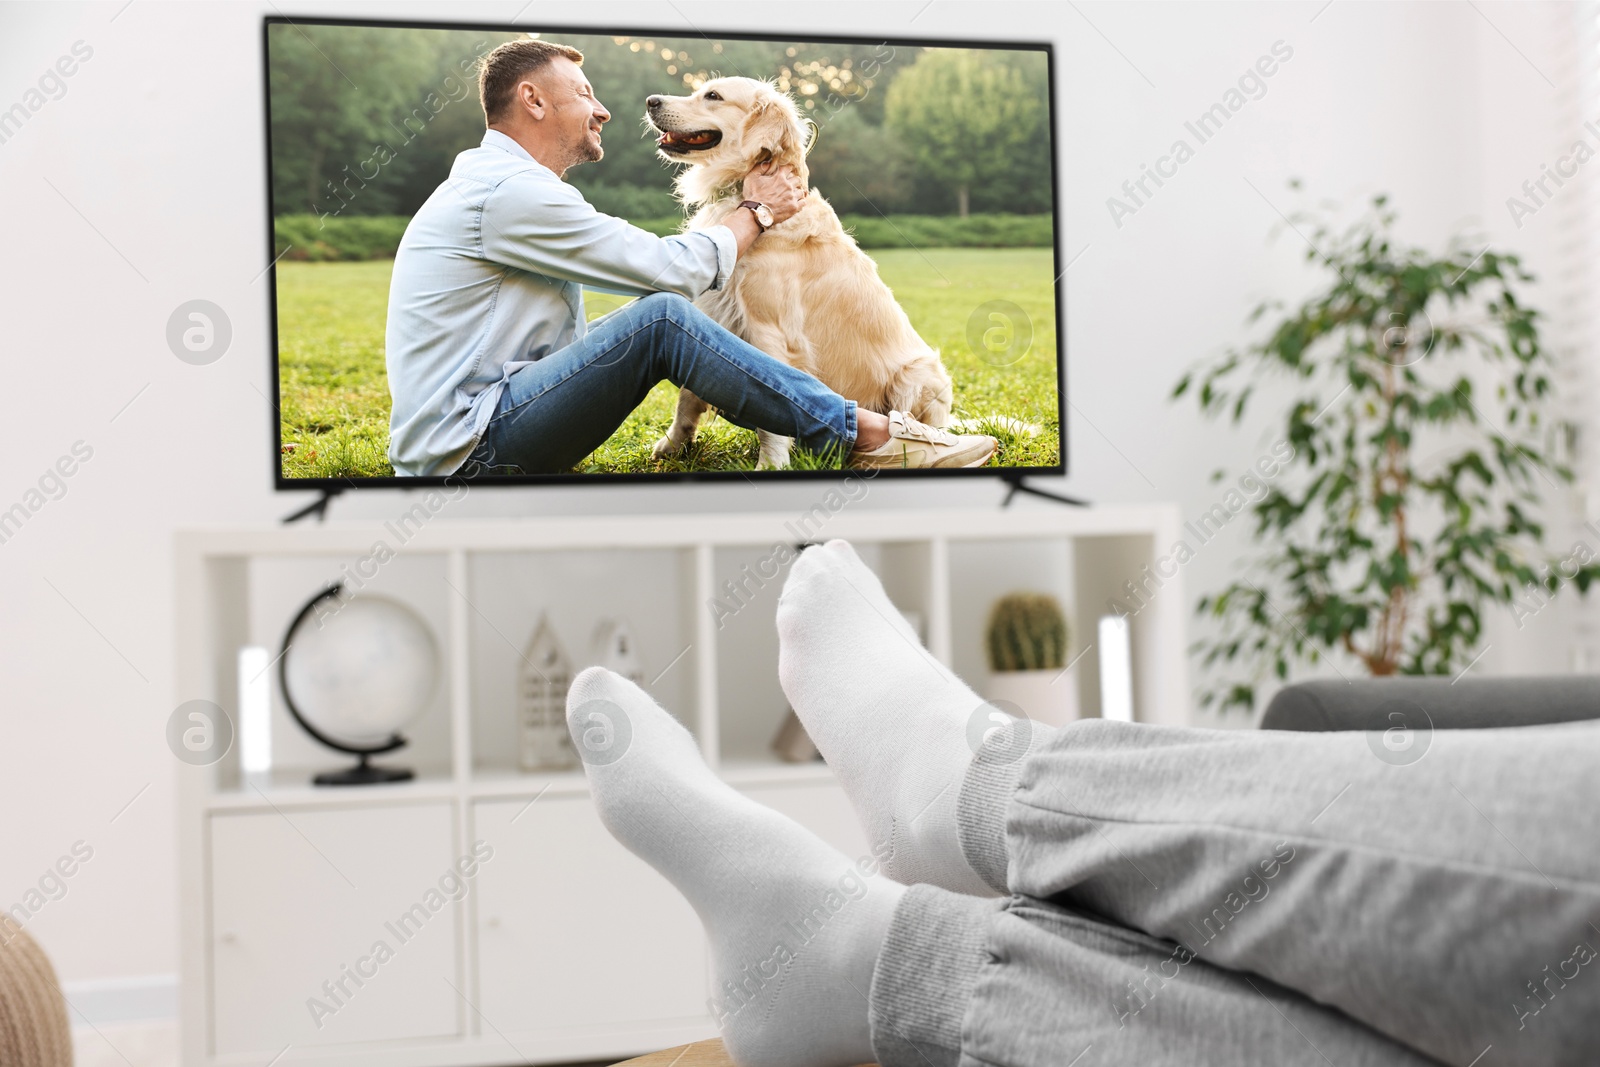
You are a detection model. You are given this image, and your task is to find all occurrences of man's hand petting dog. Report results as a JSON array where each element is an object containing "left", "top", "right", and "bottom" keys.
[
  {"left": 743, "top": 161, "right": 806, "bottom": 225},
  {"left": 723, "top": 162, "right": 806, "bottom": 256}
]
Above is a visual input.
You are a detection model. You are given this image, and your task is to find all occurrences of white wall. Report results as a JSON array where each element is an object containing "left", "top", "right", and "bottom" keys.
[{"left": 0, "top": 0, "right": 1582, "bottom": 989}]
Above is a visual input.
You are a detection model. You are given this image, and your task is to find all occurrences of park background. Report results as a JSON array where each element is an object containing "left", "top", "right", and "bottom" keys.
[{"left": 267, "top": 24, "right": 1062, "bottom": 477}]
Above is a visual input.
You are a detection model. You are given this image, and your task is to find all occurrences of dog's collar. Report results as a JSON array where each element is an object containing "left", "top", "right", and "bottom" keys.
[
  {"left": 708, "top": 154, "right": 772, "bottom": 206},
  {"left": 688, "top": 188, "right": 745, "bottom": 217}
]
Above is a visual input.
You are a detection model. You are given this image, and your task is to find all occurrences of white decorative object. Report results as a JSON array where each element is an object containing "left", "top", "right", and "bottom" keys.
[
  {"left": 519, "top": 613, "right": 576, "bottom": 770},
  {"left": 282, "top": 594, "right": 438, "bottom": 747},
  {"left": 237, "top": 646, "right": 272, "bottom": 775},
  {"left": 1098, "top": 614, "right": 1134, "bottom": 722},
  {"left": 985, "top": 668, "right": 1079, "bottom": 727},
  {"left": 589, "top": 618, "right": 645, "bottom": 686}
]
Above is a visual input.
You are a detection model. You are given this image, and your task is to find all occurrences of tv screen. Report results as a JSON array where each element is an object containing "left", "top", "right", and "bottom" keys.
[{"left": 264, "top": 17, "right": 1062, "bottom": 487}]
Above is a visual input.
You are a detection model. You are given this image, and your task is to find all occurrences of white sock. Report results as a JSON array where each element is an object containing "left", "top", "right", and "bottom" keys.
[
  {"left": 567, "top": 667, "right": 903, "bottom": 1067},
  {"left": 776, "top": 540, "right": 999, "bottom": 896}
]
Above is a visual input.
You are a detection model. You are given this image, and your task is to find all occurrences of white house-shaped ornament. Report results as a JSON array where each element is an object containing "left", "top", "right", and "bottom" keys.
[
  {"left": 589, "top": 618, "right": 645, "bottom": 687},
  {"left": 519, "top": 612, "right": 576, "bottom": 770}
]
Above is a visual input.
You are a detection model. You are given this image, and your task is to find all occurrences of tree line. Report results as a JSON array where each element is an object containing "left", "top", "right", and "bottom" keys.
[{"left": 267, "top": 24, "right": 1053, "bottom": 224}]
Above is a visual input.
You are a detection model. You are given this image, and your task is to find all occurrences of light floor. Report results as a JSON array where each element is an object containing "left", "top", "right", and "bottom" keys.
[{"left": 73, "top": 1020, "right": 179, "bottom": 1067}]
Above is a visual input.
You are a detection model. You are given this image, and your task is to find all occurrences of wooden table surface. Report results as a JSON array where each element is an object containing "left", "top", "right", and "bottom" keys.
[{"left": 610, "top": 1039, "right": 876, "bottom": 1066}]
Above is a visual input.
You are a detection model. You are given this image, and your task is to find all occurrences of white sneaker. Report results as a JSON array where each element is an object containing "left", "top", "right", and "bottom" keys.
[{"left": 849, "top": 410, "right": 999, "bottom": 469}]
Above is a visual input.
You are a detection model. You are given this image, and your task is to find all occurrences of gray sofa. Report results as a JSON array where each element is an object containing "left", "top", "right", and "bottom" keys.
[{"left": 1260, "top": 676, "right": 1600, "bottom": 732}]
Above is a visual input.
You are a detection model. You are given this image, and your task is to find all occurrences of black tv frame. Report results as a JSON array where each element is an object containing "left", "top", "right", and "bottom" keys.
[{"left": 263, "top": 14, "right": 1066, "bottom": 492}]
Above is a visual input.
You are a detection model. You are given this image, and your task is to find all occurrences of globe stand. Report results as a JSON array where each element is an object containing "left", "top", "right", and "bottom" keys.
[
  {"left": 313, "top": 753, "right": 415, "bottom": 787},
  {"left": 280, "top": 582, "right": 425, "bottom": 788}
]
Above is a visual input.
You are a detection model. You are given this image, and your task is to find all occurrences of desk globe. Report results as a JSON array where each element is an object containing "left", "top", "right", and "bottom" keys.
[{"left": 279, "top": 584, "right": 439, "bottom": 785}]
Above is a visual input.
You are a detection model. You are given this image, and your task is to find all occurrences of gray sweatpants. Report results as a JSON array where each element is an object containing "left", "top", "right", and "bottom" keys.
[{"left": 865, "top": 718, "right": 1600, "bottom": 1067}]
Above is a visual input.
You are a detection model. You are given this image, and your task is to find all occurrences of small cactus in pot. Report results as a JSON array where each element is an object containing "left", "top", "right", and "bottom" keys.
[
  {"left": 984, "top": 592, "right": 1078, "bottom": 727},
  {"left": 986, "top": 592, "right": 1068, "bottom": 672}
]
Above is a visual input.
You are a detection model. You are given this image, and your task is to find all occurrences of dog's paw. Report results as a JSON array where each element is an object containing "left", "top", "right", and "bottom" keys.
[
  {"left": 651, "top": 434, "right": 687, "bottom": 460},
  {"left": 755, "top": 448, "right": 792, "bottom": 471}
]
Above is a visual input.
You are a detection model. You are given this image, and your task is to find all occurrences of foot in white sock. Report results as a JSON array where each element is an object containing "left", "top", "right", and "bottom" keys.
[
  {"left": 567, "top": 667, "right": 903, "bottom": 1067},
  {"left": 777, "top": 540, "right": 1025, "bottom": 896}
]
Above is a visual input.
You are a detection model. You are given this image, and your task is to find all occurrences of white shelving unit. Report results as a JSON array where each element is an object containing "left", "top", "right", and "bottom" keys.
[{"left": 174, "top": 505, "right": 1186, "bottom": 1067}]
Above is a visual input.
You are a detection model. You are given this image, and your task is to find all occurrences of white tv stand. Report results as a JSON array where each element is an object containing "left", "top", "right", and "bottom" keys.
[{"left": 175, "top": 505, "right": 1187, "bottom": 1067}]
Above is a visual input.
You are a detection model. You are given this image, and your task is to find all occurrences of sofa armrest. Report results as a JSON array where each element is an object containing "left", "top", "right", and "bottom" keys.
[{"left": 1260, "top": 676, "right": 1600, "bottom": 732}]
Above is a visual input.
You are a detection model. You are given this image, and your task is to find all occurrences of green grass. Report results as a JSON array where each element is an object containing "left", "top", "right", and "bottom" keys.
[
  {"left": 277, "top": 259, "right": 395, "bottom": 479},
  {"left": 277, "top": 248, "right": 1060, "bottom": 479}
]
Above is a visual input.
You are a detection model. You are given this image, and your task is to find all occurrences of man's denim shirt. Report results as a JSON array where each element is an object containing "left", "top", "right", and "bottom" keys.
[{"left": 384, "top": 129, "right": 736, "bottom": 476}]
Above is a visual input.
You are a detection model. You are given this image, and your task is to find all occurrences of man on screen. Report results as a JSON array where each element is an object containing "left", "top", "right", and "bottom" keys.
[{"left": 384, "top": 38, "right": 997, "bottom": 476}]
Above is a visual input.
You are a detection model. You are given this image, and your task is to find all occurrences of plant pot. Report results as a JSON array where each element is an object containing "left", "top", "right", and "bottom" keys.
[{"left": 985, "top": 668, "right": 1079, "bottom": 728}]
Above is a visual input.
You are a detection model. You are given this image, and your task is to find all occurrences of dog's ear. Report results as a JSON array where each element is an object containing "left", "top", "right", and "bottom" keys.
[{"left": 753, "top": 93, "right": 811, "bottom": 169}]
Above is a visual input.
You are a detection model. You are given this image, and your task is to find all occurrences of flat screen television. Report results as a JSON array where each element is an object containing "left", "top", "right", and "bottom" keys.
[{"left": 263, "top": 16, "right": 1063, "bottom": 489}]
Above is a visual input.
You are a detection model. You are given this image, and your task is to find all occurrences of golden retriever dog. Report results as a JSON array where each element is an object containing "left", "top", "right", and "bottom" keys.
[{"left": 645, "top": 76, "right": 955, "bottom": 469}]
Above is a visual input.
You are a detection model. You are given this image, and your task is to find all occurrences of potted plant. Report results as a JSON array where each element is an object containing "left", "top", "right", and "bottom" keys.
[
  {"left": 1175, "top": 191, "right": 1600, "bottom": 713},
  {"left": 985, "top": 592, "right": 1078, "bottom": 725}
]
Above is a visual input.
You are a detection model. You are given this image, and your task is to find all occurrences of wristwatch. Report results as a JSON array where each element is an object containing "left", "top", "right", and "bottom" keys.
[{"left": 739, "top": 200, "right": 775, "bottom": 232}]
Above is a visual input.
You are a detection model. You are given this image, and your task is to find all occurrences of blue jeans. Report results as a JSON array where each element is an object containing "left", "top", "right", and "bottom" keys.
[{"left": 462, "top": 293, "right": 858, "bottom": 475}]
